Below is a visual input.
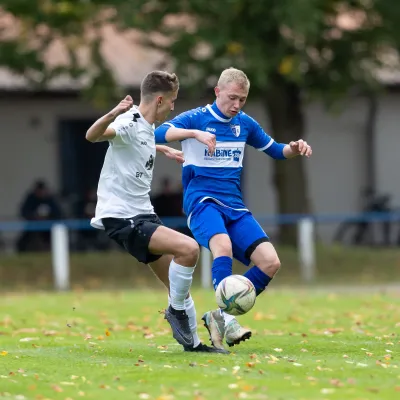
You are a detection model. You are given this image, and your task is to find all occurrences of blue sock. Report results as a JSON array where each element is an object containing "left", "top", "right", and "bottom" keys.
[
  {"left": 244, "top": 266, "right": 272, "bottom": 296},
  {"left": 212, "top": 256, "right": 233, "bottom": 290}
]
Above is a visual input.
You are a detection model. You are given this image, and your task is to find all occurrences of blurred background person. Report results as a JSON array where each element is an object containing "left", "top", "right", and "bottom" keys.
[{"left": 16, "top": 179, "right": 62, "bottom": 252}]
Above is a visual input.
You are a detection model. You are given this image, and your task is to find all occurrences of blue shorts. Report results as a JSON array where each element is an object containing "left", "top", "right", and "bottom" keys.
[{"left": 188, "top": 200, "right": 269, "bottom": 266}]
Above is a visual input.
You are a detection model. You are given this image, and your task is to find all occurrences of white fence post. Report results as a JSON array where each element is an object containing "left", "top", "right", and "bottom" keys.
[
  {"left": 51, "top": 223, "right": 70, "bottom": 291},
  {"left": 297, "top": 217, "right": 316, "bottom": 283},
  {"left": 200, "top": 246, "right": 212, "bottom": 289}
]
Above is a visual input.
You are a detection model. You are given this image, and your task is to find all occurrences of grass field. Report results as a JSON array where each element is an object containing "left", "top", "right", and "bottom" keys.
[
  {"left": 1, "top": 288, "right": 400, "bottom": 400},
  {"left": 1, "top": 245, "right": 400, "bottom": 290}
]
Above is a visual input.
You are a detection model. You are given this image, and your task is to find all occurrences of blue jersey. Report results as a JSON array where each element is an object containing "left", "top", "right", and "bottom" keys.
[{"left": 155, "top": 102, "right": 286, "bottom": 216}]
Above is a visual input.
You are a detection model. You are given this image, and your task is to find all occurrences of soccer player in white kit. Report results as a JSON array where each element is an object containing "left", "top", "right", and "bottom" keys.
[{"left": 86, "top": 70, "right": 227, "bottom": 353}]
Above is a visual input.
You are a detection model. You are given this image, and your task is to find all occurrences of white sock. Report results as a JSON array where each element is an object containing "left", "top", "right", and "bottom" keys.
[
  {"left": 184, "top": 296, "right": 201, "bottom": 348},
  {"left": 168, "top": 259, "right": 195, "bottom": 310},
  {"left": 221, "top": 309, "right": 236, "bottom": 327}
]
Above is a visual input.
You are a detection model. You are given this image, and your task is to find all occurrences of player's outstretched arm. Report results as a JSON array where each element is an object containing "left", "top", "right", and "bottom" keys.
[
  {"left": 247, "top": 116, "right": 312, "bottom": 160},
  {"left": 86, "top": 95, "right": 133, "bottom": 143},
  {"left": 157, "top": 126, "right": 216, "bottom": 155},
  {"left": 156, "top": 145, "right": 185, "bottom": 164}
]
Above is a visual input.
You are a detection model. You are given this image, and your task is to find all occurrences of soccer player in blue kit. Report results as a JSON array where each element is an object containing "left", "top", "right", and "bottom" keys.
[{"left": 155, "top": 68, "right": 312, "bottom": 351}]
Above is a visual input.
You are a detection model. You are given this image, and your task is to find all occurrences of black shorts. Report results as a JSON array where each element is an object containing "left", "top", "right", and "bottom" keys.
[{"left": 102, "top": 214, "right": 163, "bottom": 264}]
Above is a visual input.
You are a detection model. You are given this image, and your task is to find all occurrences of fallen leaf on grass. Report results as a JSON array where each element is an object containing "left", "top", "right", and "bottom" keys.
[
  {"left": 13, "top": 328, "right": 37, "bottom": 335},
  {"left": 228, "top": 384, "right": 238, "bottom": 389},
  {"left": 316, "top": 366, "right": 333, "bottom": 372},
  {"left": 20, "top": 337, "right": 39, "bottom": 342},
  {"left": 330, "top": 379, "right": 343, "bottom": 387},
  {"left": 43, "top": 330, "right": 58, "bottom": 336},
  {"left": 51, "top": 385, "right": 63, "bottom": 392},
  {"left": 376, "top": 361, "right": 389, "bottom": 369},
  {"left": 99, "top": 384, "right": 110, "bottom": 389},
  {"left": 144, "top": 334, "right": 155, "bottom": 339},
  {"left": 321, "top": 388, "right": 335, "bottom": 394}
]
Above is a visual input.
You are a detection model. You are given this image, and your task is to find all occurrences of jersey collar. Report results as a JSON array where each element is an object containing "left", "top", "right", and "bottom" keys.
[
  {"left": 132, "top": 106, "right": 154, "bottom": 130},
  {"left": 206, "top": 102, "right": 232, "bottom": 123}
]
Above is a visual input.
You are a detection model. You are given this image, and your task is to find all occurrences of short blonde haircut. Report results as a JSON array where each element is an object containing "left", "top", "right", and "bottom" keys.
[{"left": 217, "top": 67, "right": 250, "bottom": 90}]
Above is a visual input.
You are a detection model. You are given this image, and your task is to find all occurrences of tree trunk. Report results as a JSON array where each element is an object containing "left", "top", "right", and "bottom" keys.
[{"left": 264, "top": 75, "right": 311, "bottom": 245}]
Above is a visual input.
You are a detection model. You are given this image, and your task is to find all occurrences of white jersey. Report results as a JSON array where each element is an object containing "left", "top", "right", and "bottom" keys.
[{"left": 91, "top": 106, "right": 156, "bottom": 229}]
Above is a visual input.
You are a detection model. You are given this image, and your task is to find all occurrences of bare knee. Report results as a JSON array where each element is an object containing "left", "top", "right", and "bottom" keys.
[
  {"left": 259, "top": 256, "right": 281, "bottom": 277},
  {"left": 209, "top": 234, "right": 232, "bottom": 258},
  {"left": 176, "top": 238, "right": 199, "bottom": 266},
  {"left": 251, "top": 242, "right": 281, "bottom": 277}
]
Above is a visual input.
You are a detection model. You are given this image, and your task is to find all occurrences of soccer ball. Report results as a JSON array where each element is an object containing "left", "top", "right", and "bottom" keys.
[{"left": 215, "top": 275, "right": 256, "bottom": 316}]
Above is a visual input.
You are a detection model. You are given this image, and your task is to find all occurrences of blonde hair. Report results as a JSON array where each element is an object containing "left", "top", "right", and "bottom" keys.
[{"left": 217, "top": 68, "right": 250, "bottom": 90}]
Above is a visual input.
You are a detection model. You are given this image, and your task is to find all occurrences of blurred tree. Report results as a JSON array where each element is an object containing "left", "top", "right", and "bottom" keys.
[
  {"left": 1, "top": 0, "right": 400, "bottom": 243},
  {"left": 125, "top": 0, "right": 400, "bottom": 244},
  {"left": 0, "top": 0, "right": 119, "bottom": 107}
]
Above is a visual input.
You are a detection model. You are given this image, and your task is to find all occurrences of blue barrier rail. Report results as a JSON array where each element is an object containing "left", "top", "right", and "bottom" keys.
[{"left": 1, "top": 212, "right": 400, "bottom": 232}]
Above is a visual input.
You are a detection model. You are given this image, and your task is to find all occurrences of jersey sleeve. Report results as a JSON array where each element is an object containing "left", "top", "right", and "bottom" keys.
[
  {"left": 155, "top": 110, "right": 195, "bottom": 143},
  {"left": 246, "top": 115, "right": 286, "bottom": 159},
  {"left": 108, "top": 112, "right": 138, "bottom": 145},
  {"left": 165, "top": 110, "right": 194, "bottom": 129},
  {"left": 246, "top": 115, "right": 274, "bottom": 151}
]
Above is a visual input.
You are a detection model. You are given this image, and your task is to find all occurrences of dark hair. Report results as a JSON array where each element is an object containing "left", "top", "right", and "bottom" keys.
[{"left": 141, "top": 71, "right": 179, "bottom": 99}]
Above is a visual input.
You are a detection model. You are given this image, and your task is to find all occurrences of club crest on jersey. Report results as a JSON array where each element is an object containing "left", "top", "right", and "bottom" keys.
[
  {"left": 230, "top": 124, "right": 240, "bottom": 137},
  {"left": 232, "top": 149, "right": 241, "bottom": 162}
]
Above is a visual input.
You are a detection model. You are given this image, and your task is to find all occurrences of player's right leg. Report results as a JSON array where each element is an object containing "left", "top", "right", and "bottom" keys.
[
  {"left": 148, "top": 254, "right": 229, "bottom": 354},
  {"left": 188, "top": 201, "right": 234, "bottom": 350},
  {"left": 147, "top": 225, "right": 200, "bottom": 348},
  {"left": 102, "top": 215, "right": 197, "bottom": 348}
]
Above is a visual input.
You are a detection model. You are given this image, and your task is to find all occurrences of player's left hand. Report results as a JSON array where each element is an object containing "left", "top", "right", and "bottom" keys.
[
  {"left": 164, "top": 147, "right": 185, "bottom": 164},
  {"left": 289, "top": 139, "right": 312, "bottom": 157}
]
